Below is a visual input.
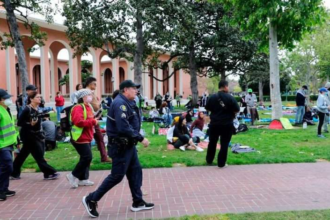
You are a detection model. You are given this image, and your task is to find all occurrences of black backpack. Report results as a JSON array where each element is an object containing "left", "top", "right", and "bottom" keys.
[
  {"left": 60, "top": 105, "right": 75, "bottom": 132},
  {"left": 237, "top": 124, "right": 248, "bottom": 133}
]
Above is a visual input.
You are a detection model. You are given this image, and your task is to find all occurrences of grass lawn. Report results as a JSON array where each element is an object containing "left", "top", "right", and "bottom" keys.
[
  {"left": 167, "top": 209, "right": 330, "bottom": 220},
  {"left": 18, "top": 103, "right": 330, "bottom": 172}
]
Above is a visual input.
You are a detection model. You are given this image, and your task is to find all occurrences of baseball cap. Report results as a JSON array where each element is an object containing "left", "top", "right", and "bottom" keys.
[
  {"left": 26, "top": 84, "right": 37, "bottom": 91},
  {"left": 302, "top": 85, "right": 308, "bottom": 90},
  {"left": 248, "top": 89, "right": 253, "bottom": 93},
  {"left": 319, "top": 87, "right": 328, "bottom": 93},
  {"left": 119, "top": 80, "right": 141, "bottom": 90},
  {"left": 0, "top": 89, "right": 12, "bottom": 99}
]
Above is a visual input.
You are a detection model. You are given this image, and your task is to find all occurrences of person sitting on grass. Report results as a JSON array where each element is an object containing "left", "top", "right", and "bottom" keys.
[
  {"left": 149, "top": 107, "right": 159, "bottom": 120},
  {"left": 185, "top": 109, "right": 194, "bottom": 128},
  {"left": 173, "top": 116, "right": 204, "bottom": 152},
  {"left": 167, "top": 116, "right": 180, "bottom": 144},
  {"left": 190, "top": 112, "right": 206, "bottom": 139},
  {"left": 160, "top": 102, "right": 172, "bottom": 127}
]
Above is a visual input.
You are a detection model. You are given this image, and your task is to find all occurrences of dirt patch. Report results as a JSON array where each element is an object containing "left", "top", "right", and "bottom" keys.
[
  {"left": 316, "top": 159, "right": 330, "bottom": 163},
  {"left": 22, "top": 168, "right": 36, "bottom": 173},
  {"left": 172, "top": 163, "right": 187, "bottom": 167}
]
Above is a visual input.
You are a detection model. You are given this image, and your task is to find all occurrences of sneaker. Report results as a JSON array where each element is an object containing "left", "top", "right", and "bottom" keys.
[
  {"left": 5, "top": 190, "right": 16, "bottom": 197},
  {"left": 78, "top": 180, "right": 94, "bottom": 186},
  {"left": 82, "top": 196, "right": 99, "bottom": 218},
  {"left": 10, "top": 176, "right": 20, "bottom": 180},
  {"left": 179, "top": 146, "right": 185, "bottom": 151},
  {"left": 0, "top": 192, "right": 6, "bottom": 201},
  {"left": 219, "top": 164, "right": 228, "bottom": 168},
  {"left": 44, "top": 173, "right": 60, "bottom": 180},
  {"left": 130, "top": 200, "right": 154, "bottom": 212},
  {"left": 196, "top": 146, "right": 204, "bottom": 152},
  {"left": 101, "top": 158, "right": 112, "bottom": 163},
  {"left": 318, "top": 135, "right": 326, "bottom": 138},
  {"left": 66, "top": 173, "right": 79, "bottom": 188}
]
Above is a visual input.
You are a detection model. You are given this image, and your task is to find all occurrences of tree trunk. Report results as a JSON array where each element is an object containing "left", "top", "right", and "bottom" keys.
[
  {"left": 269, "top": 23, "right": 282, "bottom": 119},
  {"left": 4, "top": 0, "right": 29, "bottom": 97},
  {"left": 134, "top": 8, "right": 144, "bottom": 95},
  {"left": 189, "top": 44, "right": 198, "bottom": 107},
  {"left": 258, "top": 79, "right": 264, "bottom": 102},
  {"left": 220, "top": 70, "right": 226, "bottom": 80}
]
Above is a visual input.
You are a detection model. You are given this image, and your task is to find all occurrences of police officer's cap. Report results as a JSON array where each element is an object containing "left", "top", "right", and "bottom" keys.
[
  {"left": 0, "top": 89, "right": 12, "bottom": 99},
  {"left": 119, "top": 80, "right": 141, "bottom": 90},
  {"left": 26, "top": 84, "right": 37, "bottom": 91}
]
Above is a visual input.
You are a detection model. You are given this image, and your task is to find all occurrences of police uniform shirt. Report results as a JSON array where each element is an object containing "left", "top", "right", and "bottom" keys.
[
  {"left": 107, "top": 93, "right": 144, "bottom": 142},
  {"left": 205, "top": 92, "right": 240, "bottom": 126}
]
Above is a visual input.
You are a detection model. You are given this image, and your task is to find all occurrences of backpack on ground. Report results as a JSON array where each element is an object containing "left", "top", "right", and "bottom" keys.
[{"left": 237, "top": 124, "right": 248, "bottom": 133}]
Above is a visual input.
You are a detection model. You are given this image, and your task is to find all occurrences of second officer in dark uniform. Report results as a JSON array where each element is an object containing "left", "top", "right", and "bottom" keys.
[{"left": 82, "top": 80, "right": 154, "bottom": 218}]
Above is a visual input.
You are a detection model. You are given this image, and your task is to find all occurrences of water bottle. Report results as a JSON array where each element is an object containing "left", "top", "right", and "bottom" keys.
[{"left": 303, "top": 122, "right": 307, "bottom": 129}]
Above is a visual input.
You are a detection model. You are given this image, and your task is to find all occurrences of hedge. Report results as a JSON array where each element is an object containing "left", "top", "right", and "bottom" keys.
[{"left": 234, "top": 95, "right": 318, "bottom": 102}]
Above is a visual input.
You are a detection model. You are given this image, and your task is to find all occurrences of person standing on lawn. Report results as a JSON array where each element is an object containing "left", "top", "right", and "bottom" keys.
[
  {"left": 66, "top": 89, "right": 99, "bottom": 188},
  {"left": 0, "top": 89, "right": 17, "bottom": 201},
  {"left": 245, "top": 89, "right": 258, "bottom": 125},
  {"left": 205, "top": 80, "right": 240, "bottom": 167},
  {"left": 11, "top": 92, "right": 59, "bottom": 180},
  {"left": 84, "top": 77, "right": 111, "bottom": 163},
  {"left": 82, "top": 80, "right": 154, "bottom": 218},
  {"left": 295, "top": 85, "right": 308, "bottom": 125},
  {"left": 55, "top": 91, "right": 65, "bottom": 122},
  {"left": 316, "top": 88, "right": 330, "bottom": 138},
  {"left": 323, "top": 82, "right": 330, "bottom": 133}
]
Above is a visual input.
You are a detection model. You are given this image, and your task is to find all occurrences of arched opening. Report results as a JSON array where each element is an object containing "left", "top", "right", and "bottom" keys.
[
  {"left": 149, "top": 67, "right": 154, "bottom": 98},
  {"left": 104, "top": 68, "right": 113, "bottom": 93},
  {"left": 81, "top": 52, "right": 94, "bottom": 85},
  {"left": 58, "top": 68, "right": 62, "bottom": 93},
  {"left": 32, "top": 65, "right": 41, "bottom": 93},
  {"left": 119, "top": 67, "right": 125, "bottom": 84},
  {"left": 49, "top": 40, "right": 74, "bottom": 98},
  {"left": 163, "top": 67, "right": 169, "bottom": 95},
  {"left": 66, "top": 69, "right": 70, "bottom": 94}
]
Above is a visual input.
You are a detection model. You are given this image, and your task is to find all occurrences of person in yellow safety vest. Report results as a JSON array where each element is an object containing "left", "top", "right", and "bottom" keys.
[
  {"left": 0, "top": 89, "right": 17, "bottom": 201},
  {"left": 66, "top": 89, "right": 100, "bottom": 189}
]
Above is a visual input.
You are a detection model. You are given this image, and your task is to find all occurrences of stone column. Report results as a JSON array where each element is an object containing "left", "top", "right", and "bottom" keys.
[{"left": 40, "top": 45, "right": 51, "bottom": 102}]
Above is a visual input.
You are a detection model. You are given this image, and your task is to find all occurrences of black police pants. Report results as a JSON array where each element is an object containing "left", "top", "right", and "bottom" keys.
[
  {"left": 0, "top": 149, "right": 13, "bottom": 192},
  {"left": 88, "top": 144, "right": 143, "bottom": 203},
  {"left": 12, "top": 137, "right": 57, "bottom": 178},
  {"left": 71, "top": 142, "right": 92, "bottom": 181},
  {"left": 206, "top": 124, "right": 233, "bottom": 167}
]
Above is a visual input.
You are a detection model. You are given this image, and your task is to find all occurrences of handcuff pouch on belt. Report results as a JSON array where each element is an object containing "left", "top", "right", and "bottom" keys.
[{"left": 109, "top": 137, "right": 138, "bottom": 149}]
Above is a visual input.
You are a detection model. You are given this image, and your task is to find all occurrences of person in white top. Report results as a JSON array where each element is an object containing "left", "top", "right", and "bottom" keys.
[{"left": 70, "top": 84, "right": 83, "bottom": 104}]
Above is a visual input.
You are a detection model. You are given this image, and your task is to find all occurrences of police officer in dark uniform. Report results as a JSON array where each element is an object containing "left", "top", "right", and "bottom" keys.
[
  {"left": 82, "top": 80, "right": 154, "bottom": 218},
  {"left": 205, "top": 80, "right": 240, "bottom": 168}
]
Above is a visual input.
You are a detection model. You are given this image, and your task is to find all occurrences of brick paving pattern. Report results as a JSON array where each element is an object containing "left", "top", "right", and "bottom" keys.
[{"left": 1, "top": 163, "right": 330, "bottom": 219}]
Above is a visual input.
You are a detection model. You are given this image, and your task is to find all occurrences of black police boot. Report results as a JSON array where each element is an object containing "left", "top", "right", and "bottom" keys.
[
  {"left": 130, "top": 200, "right": 154, "bottom": 212},
  {"left": 82, "top": 196, "right": 99, "bottom": 218},
  {"left": 0, "top": 192, "right": 6, "bottom": 201},
  {"left": 5, "top": 190, "right": 16, "bottom": 197}
]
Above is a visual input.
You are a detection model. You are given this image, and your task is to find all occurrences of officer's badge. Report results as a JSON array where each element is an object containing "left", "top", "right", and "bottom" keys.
[
  {"left": 120, "top": 105, "right": 127, "bottom": 111},
  {"left": 121, "top": 113, "right": 126, "bottom": 118}
]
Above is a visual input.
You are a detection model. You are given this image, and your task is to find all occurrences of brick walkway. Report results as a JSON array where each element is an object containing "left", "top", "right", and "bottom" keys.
[{"left": 2, "top": 163, "right": 330, "bottom": 220}]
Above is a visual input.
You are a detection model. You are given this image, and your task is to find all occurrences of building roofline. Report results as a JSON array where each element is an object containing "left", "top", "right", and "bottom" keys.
[{"left": 0, "top": 9, "right": 67, "bottom": 32}]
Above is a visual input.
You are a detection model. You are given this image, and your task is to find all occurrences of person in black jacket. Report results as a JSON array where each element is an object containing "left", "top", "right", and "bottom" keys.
[
  {"left": 11, "top": 92, "right": 59, "bottom": 180},
  {"left": 295, "top": 85, "right": 308, "bottom": 125},
  {"left": 205, "top": 80, "right": 240, "bottom": 168},
  {"left": 173, "top": 116, "right": 204, "bottom": 152}
]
